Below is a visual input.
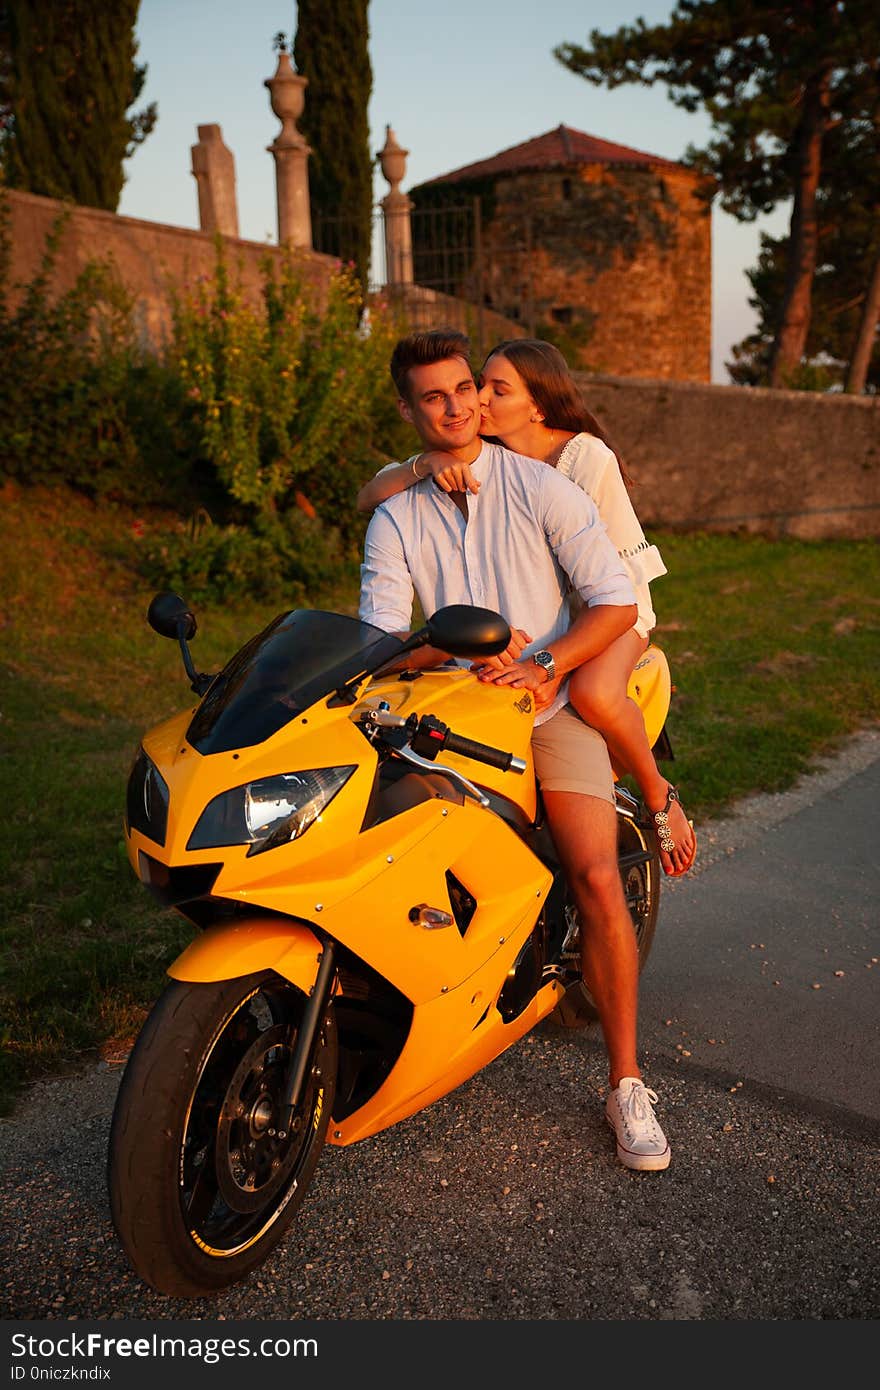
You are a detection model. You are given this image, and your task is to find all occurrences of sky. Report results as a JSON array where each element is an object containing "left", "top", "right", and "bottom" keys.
[{"left": 119, "top": 0, "right": 791, "bottom": 384}]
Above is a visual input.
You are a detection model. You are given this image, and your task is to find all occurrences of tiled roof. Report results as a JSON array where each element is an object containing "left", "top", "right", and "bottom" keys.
[{"left": 417, "top": 124, "right": 685, "bottom": 186}]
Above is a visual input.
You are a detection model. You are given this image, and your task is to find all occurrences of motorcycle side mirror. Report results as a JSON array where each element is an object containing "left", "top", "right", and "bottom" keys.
[
  {"left": 146, "top": 592, "right": 215, "bottom": 697},
  {"left": 425, "top": 605, "right": 511, "bottom": 658},
  {"left": 147, "top": 591, "right": 197, "bottom": 642}
]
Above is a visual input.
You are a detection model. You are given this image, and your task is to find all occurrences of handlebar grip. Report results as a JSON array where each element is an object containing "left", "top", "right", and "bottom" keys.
[{"left": 443, "top": 731, "right": 524, "bottom": 773}]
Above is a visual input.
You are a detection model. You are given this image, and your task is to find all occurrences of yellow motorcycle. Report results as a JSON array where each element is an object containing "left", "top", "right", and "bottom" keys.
[{"left": 108, "top": 592, "right": 672, "bottom": 1297}]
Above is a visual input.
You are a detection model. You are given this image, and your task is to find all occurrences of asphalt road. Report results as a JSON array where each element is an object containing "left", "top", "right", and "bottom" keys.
[{"left": 1, "top": 730, "right": 878, "bottom": 1326}]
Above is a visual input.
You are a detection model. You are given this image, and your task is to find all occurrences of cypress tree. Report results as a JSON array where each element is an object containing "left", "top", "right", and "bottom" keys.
[
  {"left": 0, "top": 0, "right": 156, "bottom": 211},
  {"left": 293, "top": 0, "right": 373, "bottom": 292}
]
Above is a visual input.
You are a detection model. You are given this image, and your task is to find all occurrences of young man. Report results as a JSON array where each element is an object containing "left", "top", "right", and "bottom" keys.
[{"left": 359, "top": 328, "right": 671, "bottom": 1170}]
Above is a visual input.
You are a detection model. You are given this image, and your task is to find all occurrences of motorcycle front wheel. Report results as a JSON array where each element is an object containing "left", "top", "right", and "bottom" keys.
[
  {"left": 548, "top": 810, "right": 660, "bottom": 1029},
  {"left": 107, "top": 969, "right": 336, "bottom": 1298}
]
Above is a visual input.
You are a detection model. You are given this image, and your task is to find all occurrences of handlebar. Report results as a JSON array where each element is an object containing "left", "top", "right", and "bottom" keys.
[
  {"left": 443, "top": 730, "right": 525, "bottom": 773},
  {"left": 364, "top": 709, "right": 526, "bottom": 775}
]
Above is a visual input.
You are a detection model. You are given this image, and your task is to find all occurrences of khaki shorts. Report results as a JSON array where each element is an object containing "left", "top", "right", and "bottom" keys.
[{"left": 531, "top": 704, "right": 614, "bottom": 804}]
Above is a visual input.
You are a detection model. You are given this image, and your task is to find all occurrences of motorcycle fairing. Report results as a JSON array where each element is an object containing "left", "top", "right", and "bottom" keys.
[
  {"left": 127, "top": 673, "right": 551, "bottom": 1009},
  {"left": 625, "top": 645, "right": 671, "bottom": 754},
  {"left": 169, "top": 915, "right": 323, "bottom": 991},
  {"left": 328, "top": 907, "right": 566, "bottom": 1145}
]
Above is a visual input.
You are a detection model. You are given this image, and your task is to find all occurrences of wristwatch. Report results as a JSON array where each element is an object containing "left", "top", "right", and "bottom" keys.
[{"left": 532, "top": 649, "right": 556, "bottom": 682}]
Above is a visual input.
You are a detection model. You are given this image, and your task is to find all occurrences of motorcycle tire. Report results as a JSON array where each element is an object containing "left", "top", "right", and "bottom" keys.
[
  {"left": 547, "top": 810, "right": 660, "bottom": 1030},
  {"left": 107, "top": 969, "right": 336, "bottom": 1298}
]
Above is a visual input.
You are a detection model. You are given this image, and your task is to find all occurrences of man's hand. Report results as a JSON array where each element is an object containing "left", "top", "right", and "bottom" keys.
[
  {"left": 469, "top": 627, "right": 532, "bottom": 674},
  {"left": 418, "top": 450, "right": 480, "bottom": 495},
  {"left": 476, "top": 658, "right": 564, "bottom": 713}
]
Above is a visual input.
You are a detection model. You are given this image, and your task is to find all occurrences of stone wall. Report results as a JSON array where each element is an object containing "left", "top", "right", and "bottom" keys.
[
  {"left": 6, "top": 189, "right": 337, "bottom": 349},
  {"left": 6, "top": 190, "right": 876, "bottom": 539},
  {"left": 575, "top": 371, "right": 880, "bottom": 540},
  {"left": 381, "top": 282, "right": 524, "bottom": 358},
  {"left": 5, "top": 188, "right": 524, "bottom": 353}
]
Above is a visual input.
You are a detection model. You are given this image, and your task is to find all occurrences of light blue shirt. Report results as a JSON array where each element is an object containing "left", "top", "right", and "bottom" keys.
[{"left": 358, "top": 442, "right": 637, "bottom": 725}]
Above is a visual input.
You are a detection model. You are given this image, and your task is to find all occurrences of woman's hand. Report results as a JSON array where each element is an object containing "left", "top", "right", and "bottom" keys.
[
  {"left": 469, "top": 628, "right": 532, "bottom": 674},
  {"left": 418, "top": 451, "right": 480, "bottom": 495},
  {"left": 530, "top": 672, "right": 564, "bottom": 713}
]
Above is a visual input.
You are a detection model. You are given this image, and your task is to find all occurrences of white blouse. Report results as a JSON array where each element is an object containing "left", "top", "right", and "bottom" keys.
[{"left": 556, "top": 433, "right": 666, "bottom": 638}]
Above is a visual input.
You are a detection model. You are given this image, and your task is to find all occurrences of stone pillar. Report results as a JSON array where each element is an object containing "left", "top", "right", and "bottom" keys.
[
  {"left": 378, "top": 125, "right": 413, "bottom": 285},
  {"left": 190, "top": 124, "right": 240, "bottom": 237},
  {"left": 264, "top": 49, "right": 312, "bottom": 249}
]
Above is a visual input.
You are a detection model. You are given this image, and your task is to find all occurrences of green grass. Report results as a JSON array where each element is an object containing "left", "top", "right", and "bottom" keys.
[
  {"left": 0, "top": 483, "right": 877, "bottom": 1113},
  {"left": 0, "top": 484, "right": 359, "bottom": 1114},
  {"left": 652, "top": 531, "right": 879, "bottom": 814}
]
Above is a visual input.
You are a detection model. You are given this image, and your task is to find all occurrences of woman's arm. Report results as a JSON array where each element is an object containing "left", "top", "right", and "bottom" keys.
[
  {"left": 355, "top": 452, "right": 481, "bottom": 513},
  {"left": 355, "top": 457, "right": 428, "bottom": 513}
]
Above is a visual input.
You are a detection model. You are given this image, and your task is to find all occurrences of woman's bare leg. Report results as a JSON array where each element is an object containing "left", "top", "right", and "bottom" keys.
[{"left": 568, "top": 630, "right": 696, "bottom": 875}]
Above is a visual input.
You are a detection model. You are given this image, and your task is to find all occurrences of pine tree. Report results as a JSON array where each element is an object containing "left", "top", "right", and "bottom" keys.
[
  {"left": 555, "top": 0, "right": 880, "bottom": 389},
  {"left": 728, "top": 111, "right": 880, "bottom": 393},
  {"left": 293, "top": 0, "right": 373, "bottom": 292},
  {"left": 728, "top": 231, "right": 874, "bottom": 394},
  {"left": 0, "top": 0, "right": 156, "bottom": 212}
]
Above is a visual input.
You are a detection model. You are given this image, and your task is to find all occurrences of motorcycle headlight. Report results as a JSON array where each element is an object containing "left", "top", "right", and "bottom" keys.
[
  {"left": 125, "top": 747, "right": 170, "bottom": 846},
  {"left": 187, "top": 766, "right": 356, "bottom": 856}
]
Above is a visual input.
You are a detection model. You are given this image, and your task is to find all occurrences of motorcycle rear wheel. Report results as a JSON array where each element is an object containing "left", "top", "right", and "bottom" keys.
[
  {"left": 548, "top": 810, "right": 660, "bottom": 1029},
  {"left": 107, "top": 970, "right": 336, "bottom": 1298}
]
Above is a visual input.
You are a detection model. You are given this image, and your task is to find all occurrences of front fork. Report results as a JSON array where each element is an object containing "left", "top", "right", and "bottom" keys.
[{"left": 279, "top": 939, "right": 337, "bottom": 1130}]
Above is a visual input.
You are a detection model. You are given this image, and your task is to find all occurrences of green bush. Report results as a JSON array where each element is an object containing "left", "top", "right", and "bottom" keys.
[
  {"left": 0, "top": 195, "right": 203, "bottom": 508},
  {"left": 168, "top": 241, "right": 411, "bottom": 541},
  {"left": 138, "top": 505, "right": 350, "bottom": 605},
  {"left": 1, "top": 200, "right": 134, "bottom": 494},
  {"left": 0, "top": 196, "right": 415, "bottom": 599}
]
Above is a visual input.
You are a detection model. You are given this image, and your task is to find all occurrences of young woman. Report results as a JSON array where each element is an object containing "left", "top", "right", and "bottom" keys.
[{"left": 356, "top": 338, "right": 696, "bottom": 876}]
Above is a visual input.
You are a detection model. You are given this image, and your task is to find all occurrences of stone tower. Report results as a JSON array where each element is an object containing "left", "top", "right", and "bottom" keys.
[{"left": 409, "top": 125, "right": 712, "bottom": 383}]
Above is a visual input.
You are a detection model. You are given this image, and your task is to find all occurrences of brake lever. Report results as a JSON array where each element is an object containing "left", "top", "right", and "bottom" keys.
[
  {"left": 393, "top": 742, "right": 491, "bottom": 808},
  {"left": 360, "top": 709, "right": 491, "bottom": 807}
]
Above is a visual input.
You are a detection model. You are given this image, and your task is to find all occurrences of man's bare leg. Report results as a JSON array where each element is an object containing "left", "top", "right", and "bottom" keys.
[
  {"left": 543, "top": 787, "right": 671, "bottom": 1169},
  {"left": 542, "top": 788, "right": 639, "bottom": 1086}
]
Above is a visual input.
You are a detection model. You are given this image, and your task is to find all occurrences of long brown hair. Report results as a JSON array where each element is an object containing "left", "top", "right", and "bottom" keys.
[{"left": 484, "top": 338, "right": 633, "bottom": 486}]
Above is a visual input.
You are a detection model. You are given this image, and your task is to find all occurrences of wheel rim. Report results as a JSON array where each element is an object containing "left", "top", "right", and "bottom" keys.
[{"left": 180, "top": 980, "right": 328, "bottom": 1258}]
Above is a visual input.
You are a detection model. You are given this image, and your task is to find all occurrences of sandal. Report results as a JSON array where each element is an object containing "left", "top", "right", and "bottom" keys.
[{"left": 652, "top": 785, "right": 697, "bottom": 878}]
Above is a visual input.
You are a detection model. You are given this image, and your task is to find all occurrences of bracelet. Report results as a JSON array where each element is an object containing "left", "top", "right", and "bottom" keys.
[{"left": 411, "top": 455, "right": 428, "bottom": 480}]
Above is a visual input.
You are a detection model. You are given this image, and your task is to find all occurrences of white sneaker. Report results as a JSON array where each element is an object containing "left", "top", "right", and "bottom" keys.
[{"left": 606, "top": 1076, "right": 671, "bottom": 1171}]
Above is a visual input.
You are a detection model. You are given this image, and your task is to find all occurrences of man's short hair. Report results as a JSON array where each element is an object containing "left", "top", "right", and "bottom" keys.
[{"left": 390, "top": 328, "right": 472, "bottom": 401}]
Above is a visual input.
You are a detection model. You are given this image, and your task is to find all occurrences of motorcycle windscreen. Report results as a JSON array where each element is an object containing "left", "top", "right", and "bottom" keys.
[{"left": 186, "top": 609, "right": 406, "bottom": 754}]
